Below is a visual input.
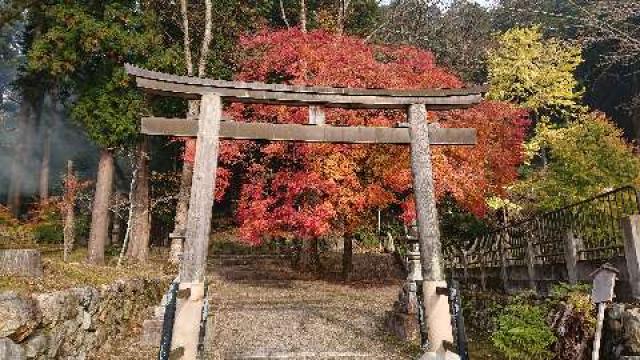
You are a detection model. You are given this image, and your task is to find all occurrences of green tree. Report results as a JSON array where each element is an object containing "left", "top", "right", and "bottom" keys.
[
  {"left": 487, "top": 26, "right": 585, "bottom": 123},
  {"left": 26, "top": 1, "right": 175, "bottom": 264},
  {"left": 513, "top": 112, "right": 640, "bottom": 211}
]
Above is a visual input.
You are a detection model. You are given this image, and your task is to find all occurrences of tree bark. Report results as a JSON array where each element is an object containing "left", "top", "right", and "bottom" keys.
[
  {"left": 63, "top": 161, "right": 76, "bottom": 263},
  {"left": 197, "top": 0, "right": 213, "bottom": 77},
  {"left": 38, "top": 128, "right": 50, "bottom": 203},
  {"left": 87, "top": 149, "right": 115, "bottom": 265},
  {"left": 180, "top": 0, "right": 194, "bottom": 77},
  {"left": 300, "top": 0, "right": 307, "bottom": 32},
  {"left": 298, "top": 237, "right": 319, "bottom": 272},
  {"left": 128, "top": 137, "right": 151, "bottom": 262},
  {"left": 280, "top": 0, "right": 290, "bottom": 28},
  {"left": 342, "top": 236, "right": 353, "bottom": 281},
  {"left": 337, "top": 0, "right": 351, "bottom": 35},
  {"left": 111, "top": 192, "right": 122, "bottom": 247}
]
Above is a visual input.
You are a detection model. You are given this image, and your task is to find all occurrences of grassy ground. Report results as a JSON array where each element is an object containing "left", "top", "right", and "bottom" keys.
[{"left": 0, "top": 246, "right": 174, "bottom": 294}]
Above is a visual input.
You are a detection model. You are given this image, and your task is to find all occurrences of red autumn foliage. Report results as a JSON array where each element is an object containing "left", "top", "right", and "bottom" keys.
[{"left": 184, "top": 29, "right": 528, "bottom": 244}]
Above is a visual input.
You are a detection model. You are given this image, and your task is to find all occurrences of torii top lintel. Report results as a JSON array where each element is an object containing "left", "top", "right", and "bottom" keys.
[{"left": 125, "top": 64, "right": 486, "bottom": 110}]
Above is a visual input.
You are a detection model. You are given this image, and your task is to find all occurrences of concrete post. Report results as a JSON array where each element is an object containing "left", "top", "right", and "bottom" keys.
[
  {"left": 407, "top": 104, "right": 454, "bottom": 355},
  {"left": 563, "top": 230, "right": 579, "bottom": 285},
  {"left": 173, "top": 93, "right": 222, "bottom": 358},
  {"left": 621, "top": 215, "right": 640, "bottom": 299}
]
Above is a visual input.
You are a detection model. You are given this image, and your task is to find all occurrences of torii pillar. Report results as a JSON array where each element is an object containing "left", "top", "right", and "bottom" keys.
[
  {"left": 171, "top": 93, "right": 222, "bottom": 359},
  {"left": 408, "top": 104, "right": 455, "bottom": 358}
]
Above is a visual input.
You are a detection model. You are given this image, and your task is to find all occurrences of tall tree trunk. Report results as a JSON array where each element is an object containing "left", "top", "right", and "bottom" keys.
[
  {"left": 198, "top": 0, "right": 213, "bottom": 77},
  {"left": 62, "top": 160, "right": 76, "bottom": 263},
  {"left": 128, "top": 138, "right": 151, "bottom": 262},
  {"left": 280, "top": 0, "right": 290, "bottom": 28},
  {"left": 180, "top": 0, "right": 194, "bottom": 77},
  {"left": 39, "top": 128, "right": 50, "bottom": 203},
  {"left": 298, "top": 237, "right": 319, "bottom": 272},
  {"left": 300, "top": 0, "right": 307, "bottom": 32},
  {"left": 111, "top": 192, "right": 122, "bottom": 247},
  {"left": 342, "top": 236, "right": 353, "bottom": 281},
  {"left": 87, "top": 149, "right": 115, "bottom": 265}
]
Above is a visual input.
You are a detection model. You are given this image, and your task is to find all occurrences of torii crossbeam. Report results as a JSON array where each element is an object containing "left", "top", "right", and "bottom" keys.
[{"left": 125, "top": 64, "right": 486, "bottom": 359}]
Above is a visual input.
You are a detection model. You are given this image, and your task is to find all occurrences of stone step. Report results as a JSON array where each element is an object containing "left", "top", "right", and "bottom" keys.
[{"left": 223, "top": 351, "right": 375, "bottom": 359}]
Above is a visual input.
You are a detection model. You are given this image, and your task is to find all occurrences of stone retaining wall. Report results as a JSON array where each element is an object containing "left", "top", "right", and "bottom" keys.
[{"left": 0, "top": 278, "right": 169, "bottom": 359}]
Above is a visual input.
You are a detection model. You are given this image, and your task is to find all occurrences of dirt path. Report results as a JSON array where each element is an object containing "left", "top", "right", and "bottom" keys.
[{"left": 204, "top": 255, "right": 418, "bottom": 360}]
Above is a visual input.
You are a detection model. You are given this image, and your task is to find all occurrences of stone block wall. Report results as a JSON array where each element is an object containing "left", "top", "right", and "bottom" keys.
[
  {"left": 603, "top": 304, "right": 640, "bottom": 359},
  {"left": 0, "top": 278, "right": 168, "bottom": 359}
]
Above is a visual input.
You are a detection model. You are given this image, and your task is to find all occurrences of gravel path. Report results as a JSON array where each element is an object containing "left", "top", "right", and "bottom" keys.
[{"left": 204, "top": 255, "right": 417, "bottom": 360}]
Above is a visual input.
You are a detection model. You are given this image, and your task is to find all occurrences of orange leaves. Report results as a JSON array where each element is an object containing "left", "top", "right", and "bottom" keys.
[{"left": 217, "top": 29, "right": 529, "bottom": 242}]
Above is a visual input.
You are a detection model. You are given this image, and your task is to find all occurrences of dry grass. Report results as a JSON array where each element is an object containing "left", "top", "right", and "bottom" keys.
[{"left": 0, "top": 247, "right": 174, "bottom": 294}]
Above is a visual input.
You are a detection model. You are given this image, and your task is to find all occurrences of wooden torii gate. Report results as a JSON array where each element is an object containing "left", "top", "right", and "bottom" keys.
[{"left": 125, "top": 64, "right": 485, "bottom": 358}]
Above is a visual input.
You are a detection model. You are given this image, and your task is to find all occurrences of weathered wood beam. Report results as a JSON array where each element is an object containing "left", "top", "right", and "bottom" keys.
[
  {"left": 140, "top": 117, "right": 477, "bottom": 145},
  {"left": 126, "top": 64, "right": 486, "bottom": 110}
]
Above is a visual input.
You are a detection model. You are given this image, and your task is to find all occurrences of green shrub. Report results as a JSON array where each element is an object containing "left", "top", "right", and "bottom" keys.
[
  {"left": 492, "top": 303, "right": 556, "bottom": 360},
  {"left": 28, "top": 202, "right": 64, "bottom": 244},
  {"left": 354, "top": 226, "right": 380, "bottom": 248}
]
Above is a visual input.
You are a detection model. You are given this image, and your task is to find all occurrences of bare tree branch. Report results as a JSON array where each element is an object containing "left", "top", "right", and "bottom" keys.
[
  {"left": 300, "top": 0, "right": 307, "bottom": 32},
  {"left": 179, "top": 0, "right": 194, "bottom": 76},
  {"left": 197, "top": 0, "right": 213, "bottom": 77},
  {"left": 280, "top": 0, "right": 290, "bottom": 28}
]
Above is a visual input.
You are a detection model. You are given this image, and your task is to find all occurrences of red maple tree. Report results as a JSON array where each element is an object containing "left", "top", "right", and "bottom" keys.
[{"left": 185, "top": 29, "right": 528, "bottom": 244}]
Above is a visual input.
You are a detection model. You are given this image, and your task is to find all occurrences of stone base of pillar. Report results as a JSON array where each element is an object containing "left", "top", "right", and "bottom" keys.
[{"left": 385, "top": 281, "right": 421, "bottom": 341}]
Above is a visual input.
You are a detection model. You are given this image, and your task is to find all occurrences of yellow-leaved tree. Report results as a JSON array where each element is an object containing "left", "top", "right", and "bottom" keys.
[
  {"left": 487, "top": 26, "right": 640, "bottom": 213},
  {"left": 487, "top": 26, "right": 585, "bottom": 122}
]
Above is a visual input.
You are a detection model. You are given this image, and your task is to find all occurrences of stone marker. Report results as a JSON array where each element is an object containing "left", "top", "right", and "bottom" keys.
[{"left": 0, "top": 249, "right": 43, "bottom": 277}]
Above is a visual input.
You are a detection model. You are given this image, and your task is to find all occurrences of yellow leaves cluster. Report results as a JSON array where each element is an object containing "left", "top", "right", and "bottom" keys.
[{"left": 487, "top": 26, "right": 585, "bottom": 121}]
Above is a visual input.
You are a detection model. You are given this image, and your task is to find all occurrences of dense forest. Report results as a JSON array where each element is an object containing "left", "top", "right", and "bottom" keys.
[{"left": 0, "top": 0, "right": 639, "bottom": 267}]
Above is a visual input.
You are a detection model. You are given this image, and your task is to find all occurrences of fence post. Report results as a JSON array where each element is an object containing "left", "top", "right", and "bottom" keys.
[
  {"left": 499, "top": 234, "right": 509, "bottom": 292},
  {"left": 525, "top": 239, "right": 537, "bottom": 291},
  {"left": 461, "top": 250, "right": 469, "bottom": 284},
  {"left": 563, "top": 230, "right": 580, "bottom": 285},
  {"left": 622, "top": 215, "right": 640, "bottom": 299},
  {"left": 479, "top": 252, "right": 487, "bottom": 291}
]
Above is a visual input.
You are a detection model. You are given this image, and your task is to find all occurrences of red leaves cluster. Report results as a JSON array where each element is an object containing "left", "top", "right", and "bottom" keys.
[{"left": 186, "top": 29, "right": 528, "bottom": 244}]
